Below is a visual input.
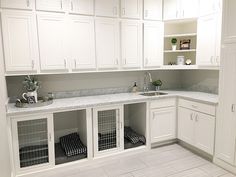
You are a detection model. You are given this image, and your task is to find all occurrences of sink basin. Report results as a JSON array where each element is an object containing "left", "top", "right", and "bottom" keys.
[{"left": 140, "top": 92, "right": 168, "bottom": 96}]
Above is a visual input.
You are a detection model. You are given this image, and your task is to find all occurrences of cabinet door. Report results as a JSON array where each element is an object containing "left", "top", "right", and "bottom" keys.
[
  {"left": 121, "top": 0, "right": 141, "bottom": 19},
  {"left": 197, "top": 14, "right": 217, "bottom": 66},
  {"left": 95, "top": 0, "right": 119, "bottom": 17},
  {"left": 36, "top": 0, "right": 66, "bottom": 12},
  {"left": 70, "top": 0, "right": 94, "bottom": 15},
  {"left": 222, "top": 0, "right": 236, "bottom": 43},
  {"left": 95, "top": 18, "right": 120, "bottom": 69},
  {"left": 178, "top": 107, "right": 195, "bottom": 145},
  {"left": 199, "top": 0, "right": 215, "bottom": 17},
  {"left": 195, "top": 112, "right": 215, "bottom": 155},
  {"left": 93, "top": 106, "right": 123, "bottom": 157},
  {"left": 121, "top": 20, "right": 142, "bottom": 68},
  {"left": 37, "top": 13, "right": 68, "bottom": 71},
  {"left": 11, "top": 114, "right": 54, "bottom": 173},
  {"left": 163, "top": 0, "right": 178, "bottom": 20},
  {"left": 150, "top": 107, "right": 176, "bottom": 143},
  {"left": 1, "top": 0, "right": 34, "bottom": 10},
  {"left": 2, "top": 10, "right": 38, "bottom": 72},
  {"left": 144, "top": 22, "right": 164, "bottom": 68},
  {"left": 216, "top": 44, "right": 236, "bottom": 165},
  {"left": 180, "top": 0, "right": 199, "bottom": 19},
  {"left": 69, "top": 16, "right": 96, "bottom": 71},
  {"left": 144, "top": 0, "right": 163, "bottom": 21}
]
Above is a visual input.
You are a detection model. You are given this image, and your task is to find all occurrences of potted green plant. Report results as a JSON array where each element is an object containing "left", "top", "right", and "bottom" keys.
[
  {"left": 152, "top": 80, "right": 162, "bottom": 91},
  {"left": 22, "top": 75, "right": 41, "bottom": 103},
  {"left": 171, "top": 38, "right": 177, "bottom": 51}
]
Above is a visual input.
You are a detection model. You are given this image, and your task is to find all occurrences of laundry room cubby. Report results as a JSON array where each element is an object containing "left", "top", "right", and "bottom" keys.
[
  {"left": 53, "top": 110, "right": 88, "bottom": 165},
  {"left": 124, "top": 103, "right": 147, "bottom": 150}
]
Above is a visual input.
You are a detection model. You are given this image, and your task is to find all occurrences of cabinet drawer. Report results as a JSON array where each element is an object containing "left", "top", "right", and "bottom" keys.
[
  {"left": 178, "top": 99, "right": 216, "bottom": 116},
  {"left": 150, "top": 98, "right": 176, "bottom": 109}
]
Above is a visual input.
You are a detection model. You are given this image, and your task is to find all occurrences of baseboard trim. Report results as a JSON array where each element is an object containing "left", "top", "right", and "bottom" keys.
[{"left": 214, "top": 157, "right": 236, "bottom": 175}]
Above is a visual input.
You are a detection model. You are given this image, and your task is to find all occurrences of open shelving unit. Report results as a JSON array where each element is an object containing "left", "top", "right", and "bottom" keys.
[{"left": 164, "top": 20, "right": 198, "bottom": 66}]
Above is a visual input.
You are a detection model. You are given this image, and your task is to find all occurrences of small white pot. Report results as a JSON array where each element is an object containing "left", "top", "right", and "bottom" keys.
[
  {"left": 172, "top": 44, "right": 177, "bottom": 51},
  {"left": 22, "top": 91, "right": 38, "bottom": 103}
]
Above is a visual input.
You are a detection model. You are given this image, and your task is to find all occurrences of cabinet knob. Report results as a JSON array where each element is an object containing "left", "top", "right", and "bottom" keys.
[
  {"left": 64, "top": 59, "right": 67, "bottom": 68},
  {"left": 190, "top": 113, "right": 194, "bottom": 120},
  {"left": 122, "top": 8, "right": 126, "bottom": 15},
  {"left": 195, "top": 114, "right": 199, "bottom": 122},
  {"left": 71, "top": 1, "right": 74, "bottom": 11},
  {"left": 74, "top": 59, "right": 77, "bottom": 69},
  {"left": 31, "top": 60, "right": 35, "bottom": 70},
  {"left": 210, "top": 56, "right": 214, "bottom": 64},
  {"left": 60, "top": 0, "right": 63, "bottom": 9},
  {"left": 232, "top": 104, "right": 235, "bottom": 112},
  {"left": 26, "top": 0, "right": 30, "bottom": 7},
  {"left": 113, "top": 7, "right": 118, "bottom": 15}
]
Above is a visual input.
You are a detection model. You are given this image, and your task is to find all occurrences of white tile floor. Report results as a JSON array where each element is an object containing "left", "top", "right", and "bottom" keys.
[{"left": 26, "top": 144, "right": 236, "bottom": 177}]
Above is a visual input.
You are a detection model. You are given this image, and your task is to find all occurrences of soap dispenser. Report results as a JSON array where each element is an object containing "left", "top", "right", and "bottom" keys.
[{"left": 132, "top": 82, "right": 138, "bottom": 93}]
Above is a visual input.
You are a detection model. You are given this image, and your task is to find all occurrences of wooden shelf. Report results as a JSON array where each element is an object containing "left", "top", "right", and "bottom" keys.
[
  {"left": 164, "top": 49, "right": 196, "bottom": 53},
  {"left": 164, "top": 33, "right": 197, "bottom": 38}
]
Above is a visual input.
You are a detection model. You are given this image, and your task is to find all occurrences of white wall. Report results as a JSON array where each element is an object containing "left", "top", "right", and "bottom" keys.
[
  {"left": 0, "top": 26, "right": 11, "bottom": 177},
  {"left": 180, "top": 70, "right": 219, "bottom": 94},
  {"left": 6, "top": 70, "right": 182, "bottom": 98}
]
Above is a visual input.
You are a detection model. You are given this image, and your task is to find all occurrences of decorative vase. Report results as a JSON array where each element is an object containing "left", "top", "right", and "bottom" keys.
[
  {"left": 172, "top": 44, "right": 177, "bottom": 51},
  {"left": 22, "top": 90, "right": 38, "bottom": 103},
  {"left": 155, "top": 86, "right": 161, "bottom": 91}
]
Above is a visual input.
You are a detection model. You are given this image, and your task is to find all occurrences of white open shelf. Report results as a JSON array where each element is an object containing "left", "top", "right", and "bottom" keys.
[
  {"left": 164, "top": 49, "right": 197, "bottom": 53},
  {"left": 164, "top": 33, "right": 197, "bottom": 38}
]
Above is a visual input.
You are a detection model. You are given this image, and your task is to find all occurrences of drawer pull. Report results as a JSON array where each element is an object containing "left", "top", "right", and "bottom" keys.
[
  {"left": 190, "top": 113, "right": 194, "bottom": 120},
  {"left": 232, "top": 104, "right": 235, "bottom": 112}
]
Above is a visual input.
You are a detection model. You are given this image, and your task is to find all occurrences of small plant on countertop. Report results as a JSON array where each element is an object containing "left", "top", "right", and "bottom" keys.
[
  {"left": 152, "top": 80, "right": 163, "bottom": 91},
  {"left": 23, "top": 75, "right": 41, "bottom": 92}
]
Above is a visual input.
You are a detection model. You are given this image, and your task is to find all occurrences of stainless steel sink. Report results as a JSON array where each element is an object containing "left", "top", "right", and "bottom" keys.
[{"left": 140, "top": 92, "right": 168, "bottom": 96}]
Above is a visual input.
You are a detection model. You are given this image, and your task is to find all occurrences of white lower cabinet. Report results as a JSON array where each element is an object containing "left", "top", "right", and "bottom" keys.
[
  {"left": 178, "top": 99, "right": 216, "bottom": 155},
  {"left": 93, "top": 105, "right": 124, "bottom": 157},
  {"left": 150, "top": 99, "right": 176, "bottom": 143},
  {"left": 11, "top": 114, "right": 54, "bottom": 175}
]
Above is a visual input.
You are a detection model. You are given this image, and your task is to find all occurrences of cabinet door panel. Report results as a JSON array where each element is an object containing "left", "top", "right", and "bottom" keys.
[
  {"left": 36, "top": 0, "right": 65, "bottom": 12},
  {"left": 216, "top": 44, "right": 236, "bottom": 165},
  {"left": 163, "top": 0, "right": 178, "bottom": 20},
  {"left": 2, "top": 10, "right": 38, "bottom": 72},
  {"left": 93, "top": 106, "right": 123, "bottom": 157},
  {"left": 121, "top": 0, "right": 141, "bottom": 19},
  {"left": 181, "top": 0, "right": 199, "bottom": 19},
  {"left": 151, "top": 107, "right": 176, "bottom": 143},
  {"left": 70, "top": 0, "right": 94, "bottom": 15},
  {"left": 195, "top": 113, "right": 215, "bottom": 155},
  {"left": 144, "top": 22, "right": 164, "bottom": 68},
  {"left": 69, "top": 16, "right": 96, "bottom": 70},
  {"left": 121, "top": 20, "right": 141, "bottom": 68},
  {"left": 1, "top": 0, "right": 33, "bottom": 10},
  {"left": 37, "top": 14, "right": 67, "bottom": 71},
  {"left": 197, "top": 14, "right": 217, "bottom": 66},
  {"left": 96, "top": 18, "right": 119, "bottom": 69},
  {"left": 178, "top": 107, "right": 195, "bottom": 145},
  {"left": 222, "top": 0, "right": 236, "bottom": 43},
  {"left": 144, "top": 0, "right": 162, "bottom": 20},
  {"left": 11, "top": 114, "right": 54, "bottom": 173},
  {"left": 95, "top": 0, "right": 119, "bottom": 17}
]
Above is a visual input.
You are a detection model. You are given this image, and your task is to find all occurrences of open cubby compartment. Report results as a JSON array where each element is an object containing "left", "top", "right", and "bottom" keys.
[
  {"left": 53, "top": 110, "right": 88, "bottom": 165},
  {"left": 124, "top": 103, "right": 147, "bottom": 150},
  {"left": 164, "top": 20, "right": 197, "bottom": 66}
]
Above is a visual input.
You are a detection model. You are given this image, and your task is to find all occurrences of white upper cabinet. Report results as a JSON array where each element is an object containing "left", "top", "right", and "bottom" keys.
[
  {"left": 2, "top": 10, "right": 39, "bottom": 72},
  {"left": 197, "top": 13, "right": 221, "bottom": 66},
  {"left": 69, "top": 16, "right": 96, "bottom": 70},
  {"left": 1, "top": 0, "right": 34, "bottom": 10},
  {"left": 199, "top": 0, "right": 222, "bottom": 17},
  {"left": 37, "top": 13, "right": 68, "bottom": 71},
  {"left": 95, "top": 0, "right": 119, "bottom": 17},
  {"left": 121, "top": 0, "right": 142, "bottom": 19},
  {"left": 144, "top": 0, "right": 163, "bottom": 21},
  {"left": 222, "top": 0, "right": 236, "bottom": 43},
  {"left": 144, "top": 21, "right": 164, "bottom": 68},
  {"left": 163, "top": 0, "right": 199, "bottom": 20},
  {"left": 69, "top": 0, "right": 94, "bottom": 15},
  {"left": 95, "top": 18, "right": 120, "bottom": 69},
  {"left": 121, "top": 20, "right": 142, "bottom": 68},
  {"left": 36, "top": 0, "right": 66, "bottom": 12}
]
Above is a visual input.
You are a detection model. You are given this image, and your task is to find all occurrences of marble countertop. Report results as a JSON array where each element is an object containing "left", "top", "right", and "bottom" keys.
[{"left": 6, "top": 90, "right": 218, "bottom": 116}]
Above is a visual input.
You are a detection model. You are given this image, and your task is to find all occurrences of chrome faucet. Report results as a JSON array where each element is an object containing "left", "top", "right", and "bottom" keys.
[{"left": 144, "top": 72, "right": 152, "bottom": 92}]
